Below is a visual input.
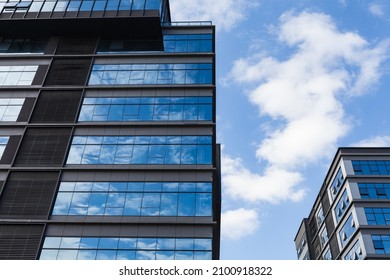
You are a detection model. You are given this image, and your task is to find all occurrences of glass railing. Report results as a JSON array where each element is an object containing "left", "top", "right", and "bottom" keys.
[
  {"left": 0, "top": 0, "right": 170, "bottom": 22},
  {"left": 162, "top": 21, "right": 213, "bottom": 27}
]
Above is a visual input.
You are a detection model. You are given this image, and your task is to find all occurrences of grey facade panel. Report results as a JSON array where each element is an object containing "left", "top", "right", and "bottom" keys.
[
  {"left": 0, "top": 135, "right": 21, "bottom": 165},
  {"left": 45, "top": 224, "right": 214, "bottom": 238},
  {"left": 17, "top": 97, "right": 35, "bottom": 122}
]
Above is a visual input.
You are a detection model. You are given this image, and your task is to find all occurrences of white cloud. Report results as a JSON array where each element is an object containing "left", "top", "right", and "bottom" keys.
[
  {"left": 224, "top": 11, "right": 390, "bottom": 204},
  {"left": 351, "top": 135, "right": 390, "bottom": 147},
  {"left": 169, "top": 0, "right": 258, "bottom": 31},
  {"left": 339, "top": 0, "right": 348, "bottom": 7},
  {"left": 222, "top": 153, "right": 305, "bottom": 204},
  {"left": 369, "top": 3, "right": 385, "bottom": 18},
  {"left": 221, "top": 208, "right": 260, "bottom": 240}
]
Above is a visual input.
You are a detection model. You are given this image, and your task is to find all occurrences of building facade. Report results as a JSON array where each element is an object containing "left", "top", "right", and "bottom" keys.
[
  {"left": 0, "top": 0, "right": 221, "bottom": 260},
  {"left": 295, "top": 148, "right": 390, "bottom": 260}
]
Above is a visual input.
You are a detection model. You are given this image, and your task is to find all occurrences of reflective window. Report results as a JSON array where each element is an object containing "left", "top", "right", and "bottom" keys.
[
  {"left": 334, "top": 190, "right": 350, "bottom": 223},
  {"left": 296, "top": 236, "right": 306, "bottom": 258},
  {"left": 0, "top": 65, "right": 38, "bottom": 86},
  {"left": 323, "top": 248, "right": 332, "bottom": 260},
  {"left": 97, "top": 34, "right": 213, "bottom": 54},
  {"left": 78, "top": 96, "right": 212, "bottom": 122},
  {"left": 372, "top": 235, "right": 390, "bottom": 254},
  {"left": 352, "top": 160, "right": 390, "bottom": 175},
  {"left": 66, "top": 135, "right": 212, "bottom": 165},
  {"left": 164, "top": 34, "right": 213, "bottom": 53},
  {"left": 365, "top": 208, "right": 390, "bottom": 225},
  {"left": 0, "top": 98, "right": 24, "bottom": 121},
  {"left": 316, "top": 205, "right": 325, "bottom": 227},
  {"left": 358, "top": 183, "right": 390, "bottom": 199},
  {"left": 0, "top": 0, "right": 165, "bottom": 16},
  {"left": 320, "top": 227, "right": 328, "bottom": 247},
  {"left": 39, "top": 237, "right": 212, "bottom": 260},
  {"left": 88, "top": 64, "right": 213, "bottom": 86},
  {"left": 0, "top": 136, "right": 9, "bottom": 159},
  {"left": 330, "top": 167, "right": 344, "bottom": 200},
  {"left": 344, "top": 239, "right": 363, "bottom": 260},
  {"left": 29, "top": 0, "right": 44, "bottom": 11},
  {"left": 0, "top": 38, "right": 47, "bottom": 54},
  {"left": 339, "top": 214, "right": 357, "bottom": 248},
  {"left": 52, "top": 181, "right": 212, "bottom": 216},
  {"left": 54, "top": 0, "right": 69, "bottom": 11},
  {"left": 1, "top": 0, "right": 32, "bottom": 12}
]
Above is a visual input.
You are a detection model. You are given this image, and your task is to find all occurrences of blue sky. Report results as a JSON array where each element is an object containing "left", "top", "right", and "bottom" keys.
[{"left": 170, "top": 0, "right": 390, "bottom": 259}]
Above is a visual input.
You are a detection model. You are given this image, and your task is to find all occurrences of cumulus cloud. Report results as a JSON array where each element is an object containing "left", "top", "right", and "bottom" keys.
[
  {"left": 221, "top": 208, "right": 260, "bottom": 240},
  {"left": 351, "top": 135, "right": 390, "bottom": 147},
  {"left": 369, "top": 3, "right": 385, "bottom": 18},
  {"left": 224, "top": 11, "right": 390, "bottom": 204},
  {"left": 169, "top": 0, "right": 258, "bottom": 31},
  {"left": 222, "top": 152, "right": 305, "bottom": 204}
]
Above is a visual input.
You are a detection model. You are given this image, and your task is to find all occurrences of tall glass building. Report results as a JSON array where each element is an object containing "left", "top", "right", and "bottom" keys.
[
  {"left": 295, "top": 148, "right": 390, "bottom": 260},
  {"left": 0, "top": 0, "right": 221, "bottom": 260}
]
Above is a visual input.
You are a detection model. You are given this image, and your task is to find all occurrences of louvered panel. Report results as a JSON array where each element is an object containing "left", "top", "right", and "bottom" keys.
[
  {"left": 56, "top": 37, "right": 98, "bottom": 54},
  {"left": 0, "top": 172, "right": 59, "bottom": 219},
  {"left": 0, "top": 224, "right": 44, "bottom": 260},
  {"left": 30, "top": 91, "right": 82, "bottom": 123},
  {"left": 14, "top": 128, "right": 71, "bottom": 166},
  {"left": 44, "top": 58, "right": 91, "bottom": 86}
]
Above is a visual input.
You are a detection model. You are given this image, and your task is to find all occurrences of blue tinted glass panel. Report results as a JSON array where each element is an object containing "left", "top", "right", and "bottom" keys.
[
  {"left": 40, "top": 236, "right": 212, "bottom": 260},
  {"left": 339, "top": 214, "right": 357, "bottom": 248},
  {"left": 352, "top": 160, "right": 390, "bottom": 175},
  {"left": 52, "top": 181, "right": 212, "bottom": 217},
  {"left": 79, "top": 97, "right": 212, "bottom": 122},
  {"left": 66, "top": 135, "right": 212, "bottom": 165},
  {"left": 372, "top": 235, "right": 390, "bottom": 254},
  {"left": 365, "top": 208, "right": 390, "bottom": 225},
  {"left": 88, "top": 64, "right": 213, "bottom": 85},
  {"left": 329, "top": 167, "right": 344, "bottom": 200},
  {"left": 334, "top": 190, "right": 350, "bottom": 223},
  {"left": 358, "top": 183, "right": 390, "bottom": 199}
]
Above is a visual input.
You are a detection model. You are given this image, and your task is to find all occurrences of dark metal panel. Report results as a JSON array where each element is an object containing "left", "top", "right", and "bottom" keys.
[
  {"left": 17, "top": 97, "right": 35, "bottom": 122},
  {"left": 31, "top": 65, "right": 49, "bottom": 86},
  {"left": 44, "top": 37, "right": 60, "bottom": 55},
  {"left": 0, "top": 135, "right": 21, "bottom": 165},
  {"left": 44, "top": 58, "right": 91, "bottom": 86},
  {"left": 0, "top": 16, "right": 163, "bottom": 38},
  {"left": 0, "top": 224, "right": 44, "bottom": 260},
  {"left": 56, "top": 37, "right": 98, "bottom": 55},
  {"left": 14, "top": 127, "right": 72, "bottom": 166},
  {"left": 30, "top": 90, "right": 82, "bottom": 123},
  {"left": 0, "top": 172, "right": 59, "bottom": 219}
]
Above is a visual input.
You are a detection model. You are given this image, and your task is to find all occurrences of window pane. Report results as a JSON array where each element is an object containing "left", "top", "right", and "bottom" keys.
[{"left": 178, "top": 193, "right": 195, "bottom": 216}]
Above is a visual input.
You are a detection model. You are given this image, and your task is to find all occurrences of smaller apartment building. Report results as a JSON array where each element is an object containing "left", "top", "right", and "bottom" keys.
[{"left": 295, "top": 148, "right": 390, "bottom": 260}]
